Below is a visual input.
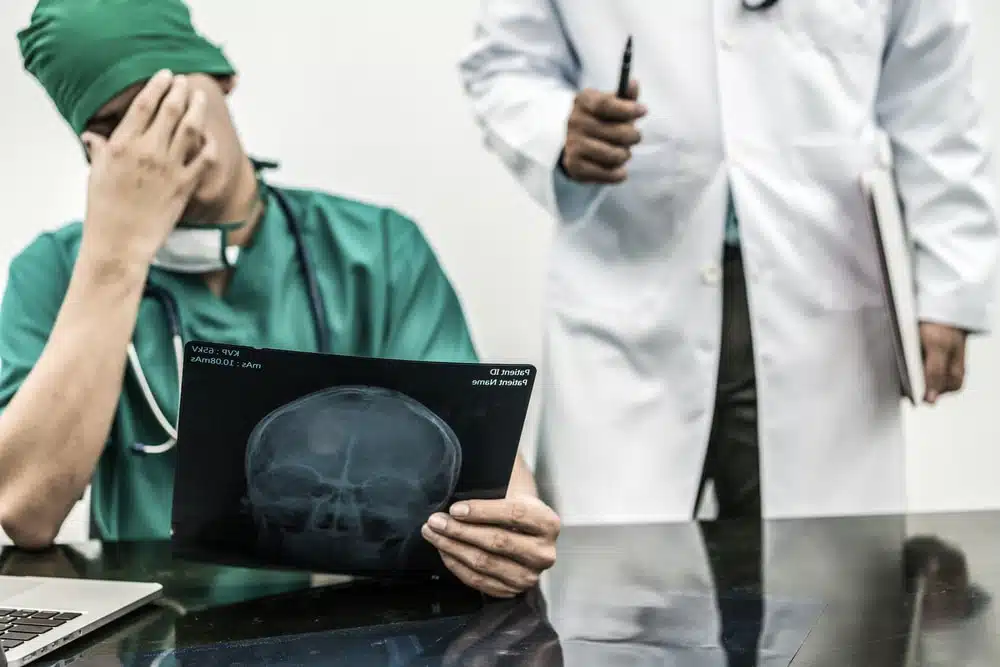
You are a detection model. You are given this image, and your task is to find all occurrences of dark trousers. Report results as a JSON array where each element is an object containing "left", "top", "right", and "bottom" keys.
[
  {"left": 698, "top": 244, "right": 764, "bottom": 665},
  {"left": 697, "top": 244, "right": 762, "bottom": 520}
]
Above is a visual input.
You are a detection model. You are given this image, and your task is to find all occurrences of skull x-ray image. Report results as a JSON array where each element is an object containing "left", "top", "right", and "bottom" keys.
[
  {"left": 243, "top": 385, "right": 463, "bottom": 572},
  {"left": 172, "top": 343, "right": 535, "bottom": 577}
]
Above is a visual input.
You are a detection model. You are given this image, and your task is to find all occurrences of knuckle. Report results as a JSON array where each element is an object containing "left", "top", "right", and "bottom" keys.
[
  {"left": 107, "top": 139, "right": 128, "bottom": 158},
  {"left": 538, "top": 545, "right": 557, "bottom": 569},
  {"left": 490, "top": 530, "right": 511, "bottom": 553},
  {"left": 523, "top": 571, "right": 540, "bottom": 589},
  {"left": 579, "top": 89, "right": 601, "bottom": 112},
  {"left": 131, "top": 98, "right": 154, "bottom": 115},
  {"left": 440, "top": 518, "right": 460, "bottom": 537},
  {"left": 136, "top": 151, "right": 161, "bottom": 170},
  {"left": 443, "top": 554, "right": 463, "bottom": 575},
  {"left": 474, "top": 551, "right": 493, "bottom": 571},
  {"left": 508, "top": 500, "right": 528, "bottom": 523},
  {"left": 161, "top": 100, "right": 184, "bottom": 118}
]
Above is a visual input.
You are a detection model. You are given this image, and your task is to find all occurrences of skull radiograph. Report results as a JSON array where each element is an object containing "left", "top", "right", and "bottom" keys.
[{"left": 243, "top": 385, "right": 463, "bottom": 572}]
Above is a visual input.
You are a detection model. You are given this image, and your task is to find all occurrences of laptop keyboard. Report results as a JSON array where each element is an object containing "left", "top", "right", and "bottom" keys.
[{"left": 0, "top": 609, "right": 82, "bottom": 650}]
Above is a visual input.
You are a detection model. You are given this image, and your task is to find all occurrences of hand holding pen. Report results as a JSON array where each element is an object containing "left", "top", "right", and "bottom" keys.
[{"left": 560, "top": 36, "right": 646, "bottom": 184}]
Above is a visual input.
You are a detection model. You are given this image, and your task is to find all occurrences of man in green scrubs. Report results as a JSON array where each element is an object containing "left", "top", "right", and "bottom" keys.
[{"left": 0, "top": 0, "right": 558, "bottom": 599}]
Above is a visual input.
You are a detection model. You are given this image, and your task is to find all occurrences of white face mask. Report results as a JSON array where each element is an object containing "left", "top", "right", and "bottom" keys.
[{"left": 152, "top": 222, "right": 244, "bottom": 274}]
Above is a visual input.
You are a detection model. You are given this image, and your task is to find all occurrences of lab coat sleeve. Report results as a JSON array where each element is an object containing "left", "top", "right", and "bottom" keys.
[
  {"left": 0, "top": 233, "right": 71, "bottom": 414},
  {"left": 381, "top": 209, "right": 481, "bottom": 364},
  {"left": 458, "top": 0, "right": 603, "bottom": 221},
  {"left": 875, "top": 0, "right": 1000, "bottom": 333}
]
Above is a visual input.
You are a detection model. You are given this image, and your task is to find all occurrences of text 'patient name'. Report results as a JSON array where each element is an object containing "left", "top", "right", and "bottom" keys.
[{"left": 471, "top": 367, "right": 531, "bottom": 387}]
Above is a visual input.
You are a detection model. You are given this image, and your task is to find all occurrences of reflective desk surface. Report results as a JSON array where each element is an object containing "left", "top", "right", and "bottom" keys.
[{"left": 4, "top": 511, "right": 997, "bottom": 666}]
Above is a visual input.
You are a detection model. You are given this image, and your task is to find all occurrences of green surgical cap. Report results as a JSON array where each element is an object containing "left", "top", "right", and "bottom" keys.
[{"left": 17, "top": 0, "right": 236, "bottom": 135}]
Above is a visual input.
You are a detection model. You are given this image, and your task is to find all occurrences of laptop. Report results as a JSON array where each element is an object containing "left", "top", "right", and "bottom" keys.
[{"left": 0, "top": 576, "right": 161, "bottom": 666}]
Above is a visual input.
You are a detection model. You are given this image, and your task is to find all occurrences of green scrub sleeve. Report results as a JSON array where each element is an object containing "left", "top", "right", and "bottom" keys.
[
  {"left": 381, "top": 210, "right": 480, "bottom": 364},
  {"left": 0, "top": 233, "right": 71, "bottom": 414}
]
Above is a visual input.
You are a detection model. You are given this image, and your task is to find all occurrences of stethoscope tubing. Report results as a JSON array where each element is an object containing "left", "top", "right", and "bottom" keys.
[{"left": 128, "top": 186, "right": 330, "bottom": 454}]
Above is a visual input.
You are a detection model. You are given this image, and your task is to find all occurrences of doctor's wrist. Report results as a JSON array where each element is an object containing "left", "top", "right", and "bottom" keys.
[{"left": 75, "top": 236, "right": 151, "bottom": 291}]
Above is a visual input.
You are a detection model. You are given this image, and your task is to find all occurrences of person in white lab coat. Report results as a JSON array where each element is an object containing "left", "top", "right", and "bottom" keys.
[{"left": 458, "top": 0, "right": 1000, "bottom": 522}]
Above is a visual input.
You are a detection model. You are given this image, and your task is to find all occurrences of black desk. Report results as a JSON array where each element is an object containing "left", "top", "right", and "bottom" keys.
[{"left": 4, "top": 512, "right": 995, "bottom": 666}]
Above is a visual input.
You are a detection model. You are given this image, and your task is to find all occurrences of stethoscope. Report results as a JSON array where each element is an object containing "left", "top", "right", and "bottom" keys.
[
  {"left": 127, "top": 178, "right": 332, "bottom": 454},
  {"left": 741, "top": 0, "right": 780, "bottom": 9}
]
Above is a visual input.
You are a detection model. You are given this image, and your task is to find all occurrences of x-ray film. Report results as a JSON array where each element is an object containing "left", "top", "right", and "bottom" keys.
[{"left": 171, "top": 341, "right": 536, "bottom": 579}]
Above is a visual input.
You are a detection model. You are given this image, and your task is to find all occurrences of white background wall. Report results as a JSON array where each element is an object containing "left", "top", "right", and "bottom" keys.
[{"left": 0, "top": 0, "right": 999, "bottom": 533}]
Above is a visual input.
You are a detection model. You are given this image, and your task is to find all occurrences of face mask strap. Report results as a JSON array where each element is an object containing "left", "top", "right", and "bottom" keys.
[
  {"left": 153, "top": 157, "right": 281, "bottom": 273},
  {"left": 217, "top": 157, "right": 280, "bottom": 267},
  {"left": 250, "top": 156, "right": 280, "bottom": 172},
  {"left": 250, "top": 155, "right": 280, "bottom": 208}
]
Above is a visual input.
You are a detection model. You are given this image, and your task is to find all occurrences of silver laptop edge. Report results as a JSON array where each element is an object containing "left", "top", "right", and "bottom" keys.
[{"left": 0, "top": 577, "right": 162, "bottom": 667}]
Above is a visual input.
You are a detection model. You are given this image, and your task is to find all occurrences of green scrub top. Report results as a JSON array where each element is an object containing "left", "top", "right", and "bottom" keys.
[{"left": 0, "top": 183, "right": 479, "bottom": 545}]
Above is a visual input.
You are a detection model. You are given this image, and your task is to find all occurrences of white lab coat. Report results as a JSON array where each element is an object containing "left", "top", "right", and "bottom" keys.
[{"left": 459, "top": 0, "right": 1000, "bottom": 521}]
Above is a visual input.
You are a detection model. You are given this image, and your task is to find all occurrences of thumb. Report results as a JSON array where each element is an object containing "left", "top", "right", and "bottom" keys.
[
  {"left": 923, "top": 344, "right": 947, "bottom": 404},
  {"left": 626, "top": 78, "right": 641, "bottom": 101}
]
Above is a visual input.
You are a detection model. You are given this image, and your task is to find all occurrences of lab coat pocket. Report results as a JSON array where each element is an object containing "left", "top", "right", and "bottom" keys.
[{"left": 550, "top": 139, "right": 684, "bottom": 317}]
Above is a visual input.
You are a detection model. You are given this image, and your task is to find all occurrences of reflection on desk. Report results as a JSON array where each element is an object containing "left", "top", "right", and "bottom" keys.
[{"left": 2, "top": 512, "right": 996, "bottom": 667}]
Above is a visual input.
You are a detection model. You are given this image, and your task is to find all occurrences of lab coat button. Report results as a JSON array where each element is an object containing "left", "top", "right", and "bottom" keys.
[{"left": 701, "top": 265, "right": 722, "bottom": 286}]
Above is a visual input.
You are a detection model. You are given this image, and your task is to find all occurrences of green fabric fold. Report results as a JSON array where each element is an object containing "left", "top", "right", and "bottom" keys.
[{"left": 18, "top": 0, "right": 235, "bottom": 134}]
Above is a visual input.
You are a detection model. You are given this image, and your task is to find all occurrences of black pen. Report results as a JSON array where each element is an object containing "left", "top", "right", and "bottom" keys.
[{"left": 616, "top": 35, "right": 633, "bottom": 98}]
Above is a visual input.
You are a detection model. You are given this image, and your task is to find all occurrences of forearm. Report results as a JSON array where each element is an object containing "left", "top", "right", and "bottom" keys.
[
  {"left": 0, "top": 241, "right": 148, "bottom": 547},
  {"left": 507, "top": 451, "right": 539, "bottom": 498},
  {"left": 458, "top": 7, "right": 580, "bottom": 216},
  {"left": 876, "top": 0, "right": 1000, "bottom": 332}
]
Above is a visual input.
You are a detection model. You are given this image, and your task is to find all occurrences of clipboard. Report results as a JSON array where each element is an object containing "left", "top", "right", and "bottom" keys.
[{"left": 861, "top": 165, "right": 925, "bottom": 405}]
